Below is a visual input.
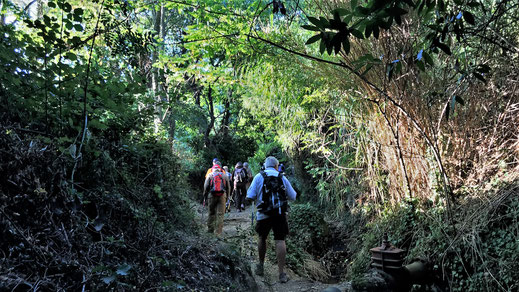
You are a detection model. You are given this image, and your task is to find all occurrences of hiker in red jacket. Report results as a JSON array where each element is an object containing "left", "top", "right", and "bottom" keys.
[{"left": 203, "top": 161, "right": 230, "bottom": 235}]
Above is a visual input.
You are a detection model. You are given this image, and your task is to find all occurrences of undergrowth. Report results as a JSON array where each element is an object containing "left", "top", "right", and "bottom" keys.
[
  {"left": 0, "top": 127, "right": 253, "bottom": 291},
  {"left": 346, "top": 174, "right": 519, "bottom": 291}
]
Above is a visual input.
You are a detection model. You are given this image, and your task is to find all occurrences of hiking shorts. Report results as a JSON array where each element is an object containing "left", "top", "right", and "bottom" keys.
[{"left": 255, "top": 214, "right": 289, "bottom": 240}]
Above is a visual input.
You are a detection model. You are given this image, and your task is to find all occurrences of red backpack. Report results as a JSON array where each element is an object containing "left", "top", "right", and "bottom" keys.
[{"left": 210, "top": 170, "right": 226, "bottom": 196}]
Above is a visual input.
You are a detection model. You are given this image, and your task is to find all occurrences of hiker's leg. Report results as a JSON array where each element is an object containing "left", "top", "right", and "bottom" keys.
[
  {"left": 272, "top": 214, "right": 289, "bottom": 275},
  {"left": 207, "top": 196, "right": 217, "bottom": 233},
  {"left": 235, "top": 187, "right": 241, "bottom": 210},
  {"left": 235, "top": 187, "right": 243, "bottom": 210},
  {"left": 238, "top": 185, "right": 247, "bottom": 209},
  {"left": 255, "top": 218, "right": 272, "bottom": 264},
  {"left": 258, "top": 235, "right": 267, "bottom": 264},
  {"left": 275, "top": 240, "right": 286, "bottom": 274},
  {"left": 215, "top": 195, "right": 226, "bottom": 234}
]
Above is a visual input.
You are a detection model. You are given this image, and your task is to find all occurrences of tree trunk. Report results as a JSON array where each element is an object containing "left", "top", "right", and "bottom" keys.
[
  {"left": 220, "top": 88, "right": 232, "bottom": 137},
  {"left": 152, "top": 4, "right": 163, "bottom": 133},
  {"left": 204, "top": 85, "right": 215, "bottom": 147}
]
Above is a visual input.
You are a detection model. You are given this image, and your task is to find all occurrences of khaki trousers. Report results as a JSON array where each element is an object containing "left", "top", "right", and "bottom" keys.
[{"left": 207, "top": 194, "right": 226, "bottom": 234}]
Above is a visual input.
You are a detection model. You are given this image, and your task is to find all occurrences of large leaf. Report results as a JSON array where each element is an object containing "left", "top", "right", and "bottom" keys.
[
  {"left": 350, "top": 29, "right": 364, "bottom": 39},
  {"left": 306, "top": 34, "right": 322, "bottom": 45},
  {"left": 332, "top": 8, "right": 350, "bottom": 16},
  {"left": 463, "top": 11, "right": 475, "bottom": 25},
  {"left": 342, "top": 38, "right": 350, "bottom": 54},
  {"left": 436, "top": 42, "right": 452, "bottom": 55},
  {"left": 302, "top": 25, "right": 320, "bottom": 31},
  {"left": 307, "top": 17, "right": 323, "bottom": 29}
]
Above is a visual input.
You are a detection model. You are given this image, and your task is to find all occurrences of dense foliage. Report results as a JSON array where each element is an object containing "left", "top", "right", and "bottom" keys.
[{"left": 1, "top": 0, "right": 518, "bottom": 290}]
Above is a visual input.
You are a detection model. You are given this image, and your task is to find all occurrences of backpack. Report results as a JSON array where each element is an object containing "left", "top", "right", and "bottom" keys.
[
  {"left": 257, "top": 171, "right": 287, "bottom": 216},
  {"left": 210, "top": 172, "right": 226, "bottom": 196},
  {"left": 234, "top": 168, "right": 247, "bottom": 184}
]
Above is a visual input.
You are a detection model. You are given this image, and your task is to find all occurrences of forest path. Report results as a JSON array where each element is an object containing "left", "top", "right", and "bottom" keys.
[{"left": 198, "top": 203, "right": 352, "bottom": 292}]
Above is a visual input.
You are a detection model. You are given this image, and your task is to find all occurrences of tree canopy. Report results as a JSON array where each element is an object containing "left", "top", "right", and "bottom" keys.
[{"left": 1, "top": 0, "right": 518, "bottom": 290}]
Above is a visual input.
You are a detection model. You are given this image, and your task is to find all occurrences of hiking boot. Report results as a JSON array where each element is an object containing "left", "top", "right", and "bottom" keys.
[
  {"left": 279, "top": 272, "right": 289, "bottom": 283},
  {"left": 255, "top": 263, "right": 264, "bottom": 276}
]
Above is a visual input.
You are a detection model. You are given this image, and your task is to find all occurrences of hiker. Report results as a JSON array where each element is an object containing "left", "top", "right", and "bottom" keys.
[
  {"left": 223, "top": 166, "right": 233, "bottom": 192},
  {"left": 205, "top": 158, "right": 227, "bottom": 179},
  {"left": 203, "top": 161, "right": 231, "bottom": 235},
  {"left": 243, "top": 161, "right": 253, "bottom": 187},
  {"left": 223, "top": 166, "right": 234, "bottom": 212},
  {"left": 233, "top": 162, "right": 248, "bottom": 212},
  {"left": 246, "top": 156, "right": 297, "bottom": 283},
  {"left": 278, "top": 163, "right": 285, "bottom": 173}
]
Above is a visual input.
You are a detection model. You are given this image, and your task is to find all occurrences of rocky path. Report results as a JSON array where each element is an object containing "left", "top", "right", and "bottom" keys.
[{"left": 213, "top": 205, "right": 352, "bottom": 292}]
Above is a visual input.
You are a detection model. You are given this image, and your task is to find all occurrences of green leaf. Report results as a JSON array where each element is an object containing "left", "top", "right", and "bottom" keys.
[
  {"left": 319, "top": 17, "right": 330, "bottom": 28},
  {"left": 343, "top": 15, "right": 353, "bottom": 26},
  {"left": 342, "top": 38, "right": 350, "bottom": 54},
  {"left": 319, "top": 40, "right": 326, "bottom": 54},
  {"left": 307, "top": 17, "right": 322, "bottom": 29},
  {"left": 361, "top": 64, "right": 373, "bottom": 76},
  {"left": 74, "top": 24, "right": 83, "bottom": 31},
  {"left": 423, "top": 51, "right": 434, "bottom": 66},
  {"left": 332, "top": 8, "right": 350, "bottom": 16},
  {"left": 436, "top": 42, "right": 451, "bottom": 55},
  {"left": 302, "top": 25, "right": 320, "bottom": 31},
  {"left": 351, "top": 0, "right": 358, "bottom": 10},
  {"left": 326, "top": 41, "right": 333, "bottom": 55},
  {"left": 74, "top": 8, "right": 84, "bottom": 16},
  {"left": 70, "top": 36, "right": 82, "bottom": 45},
  {"left": 350, "top": 29, "right": 364, "bottom": 39},
  {"left": 365, "top": 23, "right": 373, "bottom": 38},
  {"left": 395, "top": 14, "right": 402, "bottom": 25},
  {"left": 334, "top": 41, "right": 341, "bottom": 54},
  {"left": 66, "top": 52, "right": 77, "bottom": 61},
  {"left": 416, "top": 60, "right": 425, "bottom": 71},
  {"left": 463, "top": 11, "right": 475, "bottom": 25},
  {"left": 380, "top": 17, "right": 393, "bottom": 29},
  {"left": 62, "top": 2, "right": 72, "bottom": 12},
  {"left": 48, "top": 2, "right": 56, "bottom": 8},
  {"left": 306, "top": 34, "right": 321, "bottom": 45},
  {"left": 388, "top": 7, "right": 408, "bottom": 16},
  {"left": 373, "top": 25, "right": 380, "bottom": 39},
  {"left": 467, "top": 1, "right": 480, "bottom": 8},
  {"left": 355, "top": 6, "right": 370, "bottom": 16}
]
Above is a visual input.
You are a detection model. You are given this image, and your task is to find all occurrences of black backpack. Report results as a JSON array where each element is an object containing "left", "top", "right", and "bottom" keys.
[
  {"left": 257, "top": 171, "right": 287, "bottom": 216},
  {"left": 234, "top": 168, "right": 247, "bottom": 185}
]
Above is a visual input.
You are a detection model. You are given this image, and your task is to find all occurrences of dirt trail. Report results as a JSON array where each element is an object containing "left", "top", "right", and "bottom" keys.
[{"left": 210, "top": 205, "right": 352, "bottom": 292}]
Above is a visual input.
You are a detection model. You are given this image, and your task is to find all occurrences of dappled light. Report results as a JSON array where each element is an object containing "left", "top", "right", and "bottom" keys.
[{"left": 1, "top": 0, "right": 518, "bottom": 291}]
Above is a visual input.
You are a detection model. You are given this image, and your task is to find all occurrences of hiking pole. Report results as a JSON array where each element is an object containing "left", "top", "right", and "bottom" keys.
[
  {"left": 250, "top": 201, "right": 256, "bottom": 229},
  {"left": 249, "top": 201, "right": 256, "bottom": 258}
]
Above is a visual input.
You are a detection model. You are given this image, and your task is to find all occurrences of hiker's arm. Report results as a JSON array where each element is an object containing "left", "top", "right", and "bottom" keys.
[
  {"left": 203, "top": 176, "right": 211, "bottom": 195},
  {"left": 282, "top": 177, "right": 297, "bottom": 201},
  {"left": 246, "top": 174, "right": 261, "bottom": 201}
]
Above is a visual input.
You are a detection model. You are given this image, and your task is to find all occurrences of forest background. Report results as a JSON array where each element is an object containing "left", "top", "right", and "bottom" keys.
[{"left": 0, "top": 0, "right": 518, "bottom": 291}]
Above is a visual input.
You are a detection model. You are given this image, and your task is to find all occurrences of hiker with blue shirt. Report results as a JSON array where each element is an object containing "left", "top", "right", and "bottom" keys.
[{"left": 246, "top": 156, "right": 297, "bottom": 283}]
